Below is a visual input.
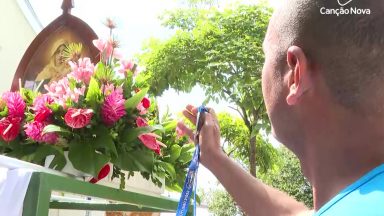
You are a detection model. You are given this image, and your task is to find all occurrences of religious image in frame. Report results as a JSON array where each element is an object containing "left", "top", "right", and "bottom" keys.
[{"left": 22, "top": 27, "right": 93, "bottom": 92}]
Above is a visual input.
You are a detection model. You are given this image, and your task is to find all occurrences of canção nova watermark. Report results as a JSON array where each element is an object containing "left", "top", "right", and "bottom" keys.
[{"left": 320, "top": 0, "right": 371, "bottom": 16}]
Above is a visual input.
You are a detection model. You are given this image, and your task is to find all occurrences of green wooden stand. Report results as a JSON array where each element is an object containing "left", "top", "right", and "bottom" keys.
[{"left": 22, "top": 172, "right": 187, "bottom": 215}]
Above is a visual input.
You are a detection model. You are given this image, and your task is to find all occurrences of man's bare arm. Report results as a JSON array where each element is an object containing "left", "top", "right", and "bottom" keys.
[
  {"left": 179, "top": 105, "right": 310, "bottom": 216},
  {"left": 207, "top": 151, "right": 310, "bottom": 216}
]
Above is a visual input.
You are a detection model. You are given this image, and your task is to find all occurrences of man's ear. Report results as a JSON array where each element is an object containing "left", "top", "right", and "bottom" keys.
[{"left": 286, "top": 46, "right": 312, "bottom": 106}]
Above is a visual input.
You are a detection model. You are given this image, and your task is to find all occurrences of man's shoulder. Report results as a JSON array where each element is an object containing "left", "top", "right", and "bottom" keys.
[{"left": 315, "top": 164, "right": 384, "bottom": 216}]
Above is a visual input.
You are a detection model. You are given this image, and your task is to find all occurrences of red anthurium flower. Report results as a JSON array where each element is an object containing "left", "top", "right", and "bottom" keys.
[
  {"left": 136, "top": 117, "right": 148, "bottom": 127},
  {"left": 64, "top": 108, "right": 93, "bottom": 129},
  {"left": 141, "top": 97, "right": 151, "bottom": 109},
  {"left": 138, "top": 133, "right": 166, "bottom": 155},
  {"left": 34, "top": 108, "right": 52, "bottom": 123},
  {"left": 89, "top": 164, "right": 111, "bottom": 184},
  {"left": 136, "top": 103, "right": 147, "bottom": 115},
  {"left": 136, "top": 97, "right": 150, "bottom": 115},
  {"left": 32, "top": 95, "right": 54, "bottom": 122},
  {"left": 0, "top": 117, "right": 21, "bottom": 142}
]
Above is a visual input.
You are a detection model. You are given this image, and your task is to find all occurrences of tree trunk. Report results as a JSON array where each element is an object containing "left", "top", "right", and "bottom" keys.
[{"left": 249, "top": 134, "right": 257, "bottom": 177}]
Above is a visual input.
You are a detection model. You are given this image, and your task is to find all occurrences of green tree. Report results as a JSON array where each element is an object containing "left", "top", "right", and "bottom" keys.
[
  {"left": 139, "top": 3, "right": 273, "bottom": 177},
  {"left": 218, "top": 112, "right": 277, "bottom": 173},
  {"left": 260, "top": 147, "right": 314, "bottom": 207},
  {"left": 202, "top": 188, "right": 242, "bottom": 216}
]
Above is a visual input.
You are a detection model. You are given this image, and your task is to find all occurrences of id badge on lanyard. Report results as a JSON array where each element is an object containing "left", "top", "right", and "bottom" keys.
[{"left": 176, "top": 106, "right": 208, "bottom": 216}]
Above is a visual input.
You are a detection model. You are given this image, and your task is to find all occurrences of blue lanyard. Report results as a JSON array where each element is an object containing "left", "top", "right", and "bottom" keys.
[{"left": 176, "top": 106, "right": 208, "bottom": 216}]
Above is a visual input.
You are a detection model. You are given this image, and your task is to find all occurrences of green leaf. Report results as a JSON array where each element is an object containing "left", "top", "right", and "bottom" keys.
[
  {"left": 6, "top": 143, "right": 38, "bottom": 160},
  {"left": 180, "top": 143, "right": 195, "bottom": 154},
  {"left": 17, "top": 144, "right": 66, "bottom": 171},
  {"left": 114, "top": 149, "right": 154, "bottom": 172},
  {"left": 178, "top": 152, "right": 193, "bottom": 163},
  {"left": 43, "top": 124, "right": 70, "bottom": 134},
  {"left": 166, "top": 183, "right": 183, "bottom": 193},
  {"left": 159, "top": 162, "right": 176, "bottom": 180},
  {"left": 178, "top": 145, "right": 194, "bottom": 163},
  {"left": 68, "top": 139, "right": 110, "bottom": 177},
  {"left": 125, "top": 87, "right": 149, "bottom": 109},
  {"left": 85, "top": 77, "right": 102, "bottom": 107},
  {"left": 68, "top": 78, "right": 77, "bottom": 91},
  {"left": 123, "top": 72, "right": 134, "bottom": 98},
  {"left": 35, "top": 145, "right": 66, "bottom": 170},
  {"left": 94, "top": 62, "right": 114, "bottom": 82},
  {"left": 163, "top": 121, "right": 177, "bottom": 132},
  {"left": 169, "top": 145, "right": 181, "bottom": 162},
  {"left": 0, "top": 106, "right": 8, "bottom": 117},
  {"left": 91, "top": 126, "right": 118, "bottom": 159},
  {"left": 48, "top": 151, "right": 66, "bottom": 170},
  {"left": 113, "top": 152, "right": 137, "bottom": 171},
  {"left": 21, "top": 88, "right": 37, "bottom": 106},
  {"left": 121, "top": 125, "right": 164, "bottom": 143}
]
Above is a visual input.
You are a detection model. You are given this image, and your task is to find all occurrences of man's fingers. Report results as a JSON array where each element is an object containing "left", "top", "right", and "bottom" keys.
[
  {"left": 182, "top": 105, "right": 219, "bottom": 128},
  {"left": 207, "top": 107, "right": 217, "bottom": 118},
  {"left": 177, "top": 121, "right": 195, "bottom": 141},
  {"left": 186, "top": 104, "right": 198, "bottom": 115},
  {"left": 207, "top": 107, "right": 220, "bottom": 128},
  {"left": 182, "top": 109, "right": 197, "bottom": 125}
]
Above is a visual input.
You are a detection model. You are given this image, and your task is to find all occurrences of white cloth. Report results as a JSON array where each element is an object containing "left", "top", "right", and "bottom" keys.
[{"left": 0, "top": 168, "right": 33, "bottom": 216}]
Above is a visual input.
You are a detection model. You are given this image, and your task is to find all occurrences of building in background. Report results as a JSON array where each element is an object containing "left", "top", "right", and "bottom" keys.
[{"left": 0, "top": 0, "right": 42, "bottom": 93}]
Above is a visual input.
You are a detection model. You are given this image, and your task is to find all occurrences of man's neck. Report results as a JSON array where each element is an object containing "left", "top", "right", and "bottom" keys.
[{"left": 298, "top": 112, "right": 384, "bottom": 210}]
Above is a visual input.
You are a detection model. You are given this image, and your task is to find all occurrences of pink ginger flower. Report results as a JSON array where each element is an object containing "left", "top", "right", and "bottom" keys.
[
  {"left": 117, "top": 59, "right": 134, "bottom": 77},
  {"left": 2, "top": 92, "right": 26, "bottom": 119},
  {"left": 101, "top": 90, "right": 126, "bottom": 125},
  {"left": 33, "top": 95, "right": 54, "bottom": 122},
  {"left": 24, "top": 121, "right": 58, "bottom": 144},
  {"left": 0, "top": 117, "right": 21, "bottom": 142},
  {"left": 135, "top": 117, "right": 166, "bottom": 155},
  {"left": 64, "top": 108, "right": 93, "bottom": 129},
  {"left": 68, "top": 58, "right": 95, "bottom": 84},
  {"left": 44, "top": 78, "right": 85, "bottom": 108}
]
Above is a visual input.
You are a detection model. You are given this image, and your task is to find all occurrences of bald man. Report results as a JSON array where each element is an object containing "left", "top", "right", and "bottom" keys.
[{"left": 178, "top": 0, "right": 384, "bottom": 215}]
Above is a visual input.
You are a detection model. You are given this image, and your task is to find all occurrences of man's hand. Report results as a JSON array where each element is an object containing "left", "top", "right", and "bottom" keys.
[
  {"left": 177, "top": 104, "right": 223, "bottom": 169},
  {"left": 177, "top": 104, "right": 310, "bottom": 216}
]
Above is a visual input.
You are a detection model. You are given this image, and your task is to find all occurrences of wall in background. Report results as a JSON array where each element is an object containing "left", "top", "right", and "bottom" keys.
[{"left": 0, "top": 0, "right": 36, "bottom": 93}]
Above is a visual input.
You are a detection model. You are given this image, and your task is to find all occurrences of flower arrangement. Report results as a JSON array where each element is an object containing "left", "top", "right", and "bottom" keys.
[{"left": 0, "top": 20, "right": 194, "bottom": 190}]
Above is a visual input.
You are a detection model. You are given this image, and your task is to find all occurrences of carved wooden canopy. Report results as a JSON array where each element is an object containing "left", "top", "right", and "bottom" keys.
[{"left": 12, "top": 0, "right": 99, "bottom": 91}]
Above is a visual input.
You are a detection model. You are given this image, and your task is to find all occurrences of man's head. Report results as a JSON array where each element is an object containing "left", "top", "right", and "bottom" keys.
[{"left": 262, "top": 0, "right": 384, "bottom": 152}]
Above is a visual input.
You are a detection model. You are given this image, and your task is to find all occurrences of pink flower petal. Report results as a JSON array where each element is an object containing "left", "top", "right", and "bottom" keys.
[
  {"left": 101, "top": 90, "right": 126, "bottom": 126},
  {"left": 138, "top": 133, "right": 161, "bottom": 155},
  {"left": 64, "top": 108, "right": 93, "bottom": 129}
]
